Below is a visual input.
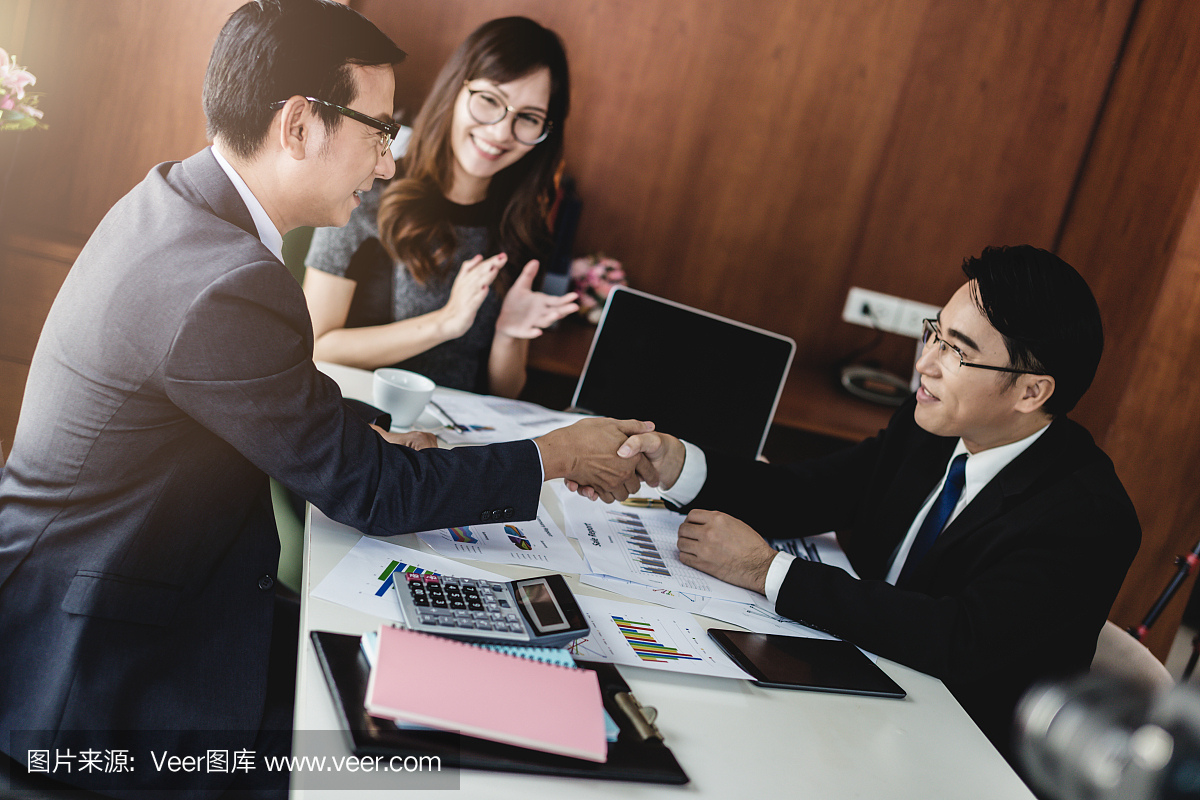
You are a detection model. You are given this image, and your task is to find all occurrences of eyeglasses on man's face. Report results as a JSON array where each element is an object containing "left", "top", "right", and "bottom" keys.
[
  {"left": 462, "top": 81, "right": 551, "bottom": 146},
  {"left": 920, "top": 319, "right": 1045, "bottom": 375},
  {"left": 268, "top": 97, "right": 399, "bottom": 155}
]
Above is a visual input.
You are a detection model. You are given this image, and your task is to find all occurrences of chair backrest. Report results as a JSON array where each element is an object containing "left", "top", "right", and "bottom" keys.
[{"left": 1091, "top": 619, "right": 1174, "bottom": 692}]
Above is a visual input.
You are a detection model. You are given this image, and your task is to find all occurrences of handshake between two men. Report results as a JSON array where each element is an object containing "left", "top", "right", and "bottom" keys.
[
  {"left": 386, "top": 417, "right": 777, "bottom": 597},
  {"left": 556, "top": 423, "right": 779, "bottom": 598}
]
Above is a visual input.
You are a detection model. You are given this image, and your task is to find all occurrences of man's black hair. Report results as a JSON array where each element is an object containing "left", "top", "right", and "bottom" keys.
[
  {"left": 203, "top": 0, "right": 406, "bottom": 160},
  {"left": 963, "top": 244, "right": 1103, "bottom": 416}
]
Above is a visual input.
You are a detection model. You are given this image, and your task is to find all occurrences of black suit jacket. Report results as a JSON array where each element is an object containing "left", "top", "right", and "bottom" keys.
[
  {"left": 692, "top": 397, "right": 1140, "bottom": 757},
  {"left": 0, "top": 149, "right": 541, "bottom": 794}
]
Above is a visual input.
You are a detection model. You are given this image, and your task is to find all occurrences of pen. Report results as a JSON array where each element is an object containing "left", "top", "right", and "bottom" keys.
[
  {"left": 620, "top": 497, "right": 667, "bottom": 509},
  {"left": 428, "top": 401, "right": 468, "bottom": 432}
]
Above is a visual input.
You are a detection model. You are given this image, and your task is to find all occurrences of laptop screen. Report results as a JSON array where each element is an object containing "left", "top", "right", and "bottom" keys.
[{"left": 569, "top": 287, "right": 795, "bottom": 460}]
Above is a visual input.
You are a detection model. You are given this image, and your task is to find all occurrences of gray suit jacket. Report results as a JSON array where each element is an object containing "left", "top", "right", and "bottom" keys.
[{"left": 0, "top": 149, "right": 541, "bottom": 790}]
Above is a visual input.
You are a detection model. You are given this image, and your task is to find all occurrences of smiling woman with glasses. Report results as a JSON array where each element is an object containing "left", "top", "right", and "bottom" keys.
[{"left": 302, "top": 16, "right": 578, "bottom": 400}]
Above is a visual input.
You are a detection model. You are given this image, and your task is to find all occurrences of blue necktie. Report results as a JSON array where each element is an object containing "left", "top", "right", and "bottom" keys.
[{"left": 898, "top": 453, "right": 968, "bottom": 586}]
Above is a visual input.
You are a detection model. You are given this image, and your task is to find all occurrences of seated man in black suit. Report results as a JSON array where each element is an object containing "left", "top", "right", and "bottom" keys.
[{"left": 610, "top": 245, "right": 1141, "bottom": 760}]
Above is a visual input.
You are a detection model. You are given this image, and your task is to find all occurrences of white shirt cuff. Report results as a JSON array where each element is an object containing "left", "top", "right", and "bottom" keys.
[
  {"left": 657, "top": 440, "right": 707, "bottom": 506},
  {"left": 764, "top": 551, "right": 795, "bottom": 605},
  {"left": 530, "top": 439, "right": 545, "bottom": 483}
]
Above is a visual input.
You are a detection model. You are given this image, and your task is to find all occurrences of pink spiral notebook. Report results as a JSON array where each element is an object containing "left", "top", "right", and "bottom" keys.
[{"left": 364, "top": 625, "right": 608, "bottom": 762}]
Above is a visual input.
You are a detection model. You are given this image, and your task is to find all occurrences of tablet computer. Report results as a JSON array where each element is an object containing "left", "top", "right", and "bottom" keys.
[{"left": 708, "top": 628, "right": 906, "bottom": 698}]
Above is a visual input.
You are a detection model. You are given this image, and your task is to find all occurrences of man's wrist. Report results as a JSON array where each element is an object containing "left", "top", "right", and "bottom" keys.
[
  {"left": 658, "top": 440, "right": 706, "bottom": 505},
  {"left": 763, "top": 551, "right": 795, "bottom": 604}
]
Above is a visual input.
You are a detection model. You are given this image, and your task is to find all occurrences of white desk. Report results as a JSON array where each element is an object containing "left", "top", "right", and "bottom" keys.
[{"left": 292, "top": 362, "right": 1036, "bottom": 799}]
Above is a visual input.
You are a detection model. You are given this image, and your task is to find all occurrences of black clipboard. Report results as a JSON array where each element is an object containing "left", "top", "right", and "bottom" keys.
[
  {"left": 708, "top": 628, "right": 906, "bottom": 698},
  {"left": 310, "top": 630, "right": 689, "bottom": 784}
]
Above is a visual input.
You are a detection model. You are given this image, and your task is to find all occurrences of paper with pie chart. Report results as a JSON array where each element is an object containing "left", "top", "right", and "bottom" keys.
[{"left": 414, "top": 507, "right": 586, "bottom": 574}]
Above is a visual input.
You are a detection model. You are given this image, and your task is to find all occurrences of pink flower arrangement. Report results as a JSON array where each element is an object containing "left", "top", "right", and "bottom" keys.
[
  {"left": 569, "top": 255, "right": 627, "bottom": 324},
  {"left": 1, "top": 47, "right": 46, "bottom": 131}
]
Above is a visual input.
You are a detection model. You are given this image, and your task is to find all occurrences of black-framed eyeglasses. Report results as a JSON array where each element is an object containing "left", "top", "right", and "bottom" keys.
[
  {"left": 462, "top": 81, "right": 551, "bottom": 146},
  {"left": 268, "top": 97, "right": 399, "bottom": 154},
  {"left": 921, "top": 319, "right": 1045, "bottom": 375}
]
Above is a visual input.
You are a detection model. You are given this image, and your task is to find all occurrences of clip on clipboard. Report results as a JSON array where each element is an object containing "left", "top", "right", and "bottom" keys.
[{"left": 310, "top": 631, "right": 688, "bottom": 784}]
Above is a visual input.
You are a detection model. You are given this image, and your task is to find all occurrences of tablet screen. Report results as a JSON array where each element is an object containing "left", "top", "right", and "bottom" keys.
[{"left": 708, "top": 629, "right": 905, "bottom": 698}]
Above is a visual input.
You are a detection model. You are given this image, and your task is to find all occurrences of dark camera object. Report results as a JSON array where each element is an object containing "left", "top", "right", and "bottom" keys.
[{"left": 1016, "top": 674, "right": 1200, "bottom": 800}]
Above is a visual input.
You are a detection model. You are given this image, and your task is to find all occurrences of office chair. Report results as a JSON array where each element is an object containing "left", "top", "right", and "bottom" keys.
[{"left": 1091, "top": 619, "right": 1174, "bottom": 692}]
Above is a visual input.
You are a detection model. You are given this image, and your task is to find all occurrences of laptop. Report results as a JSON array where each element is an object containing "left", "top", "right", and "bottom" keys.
[{"left": 569, "top": 286, "right": 795, "bottom": 460}]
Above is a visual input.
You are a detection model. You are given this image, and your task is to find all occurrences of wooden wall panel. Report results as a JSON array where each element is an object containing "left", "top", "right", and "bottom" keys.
[
  {"left": 357, "top": 0, "right": 1134, "bottom": 379},
  {"left": 1100, "top": 180, "right": 1200, "bottom": 659},
  {"left": 0, "top": 0, "right": 243, "bottom": 242},
  {"left": 1058, "top": 0, "right": 1200, "bottom": 443},
  {"left": 1056, "top": 1, "right": 1200, "bottom": 660},
  {"left": 0, "top": 235, "right": 73, "bottom": 362},
  {"left": 0, "top": 359, "right": 28, "bottom": 463}
]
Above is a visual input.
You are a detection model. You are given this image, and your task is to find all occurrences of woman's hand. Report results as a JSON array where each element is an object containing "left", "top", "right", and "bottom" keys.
[
  {"left": 495, "top": 259, "right": 580, "bottom": 339},
  {"left": 438, "top": 253, "right": 506, "bottom": 339}
]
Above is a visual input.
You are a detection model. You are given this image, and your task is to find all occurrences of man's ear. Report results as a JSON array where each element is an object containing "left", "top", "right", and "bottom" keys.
[
  {"left": 1015, "top": 375, "right": 1055, "bottom": 415},
  {"left": 275, "top": 96, "right": 310, "bottom": 160}
]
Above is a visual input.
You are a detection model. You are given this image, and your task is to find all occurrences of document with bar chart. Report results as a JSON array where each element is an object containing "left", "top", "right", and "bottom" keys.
[
  {"left": 565, "top": 596, "right": 752, "bottom": 680},
  {"left": 413, "top": 506, "right": 586, "bottom": 574},
  {"left": 563, "top": 494, "right": 761, "bottom": 604},
  {"left": 309, "top": 528, "right": 505, "bottom": 621}
]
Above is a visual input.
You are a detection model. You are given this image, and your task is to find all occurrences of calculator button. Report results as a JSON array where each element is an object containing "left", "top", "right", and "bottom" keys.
[
  {"left": 507, "top": 623, "right": 525, "bottom": 633},
  {"left": 418, "top": 614, "right": 438, "bottom": 625},
  {"left": 505, "top": 614, "right": 518, "bottom": 622},
  {"left": 488, "top": 613, "right": 504, "bottom": 622},
  {"left": 412, "top": 597, "right": 429, "bottom": 607},
  {"left": 430, "top": 597, "right": 447, "bottom": 609},
  {"left": 498, "top": 599, "right": 511, "bottom": 608},
  {"left": 422, "top": 575, "right": 439, "bottom": 584},
  {"left": 449, "top": 600, "right": 466, "bottom": 611},
  {"left": 455, "top": 619, "right": 476, "bottom": 628},
  {"left": 471, "top": 611, "right": 488, "bottom": 620},
  {"left": 474, "top": 621, "right": 494, "bottom": 630},
  {"left": 405, "top": 573, "right": 423, "bottom": 583}
]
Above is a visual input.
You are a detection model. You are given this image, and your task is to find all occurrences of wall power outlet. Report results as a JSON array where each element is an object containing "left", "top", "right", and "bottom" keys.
[{"left": 841, "top": 287, "right": 940, "bottom": 339}]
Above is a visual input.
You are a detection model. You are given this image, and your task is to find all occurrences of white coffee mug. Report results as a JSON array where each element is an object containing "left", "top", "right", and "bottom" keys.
[{"left": 372, "top": 368, "right": 436, "bottom": 428}]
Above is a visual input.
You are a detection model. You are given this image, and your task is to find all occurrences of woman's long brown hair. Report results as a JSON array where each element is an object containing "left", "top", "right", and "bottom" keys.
[{"left": 377, "top": 17, "right": 570, "bottom": 285}]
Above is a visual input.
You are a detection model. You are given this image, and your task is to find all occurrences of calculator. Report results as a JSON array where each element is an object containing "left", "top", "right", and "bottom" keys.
[{"left": 393, "top": 572, "right": 590, "bottom": 648}]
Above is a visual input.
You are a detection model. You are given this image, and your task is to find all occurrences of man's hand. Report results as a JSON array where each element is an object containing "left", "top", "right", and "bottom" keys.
[
  {"left": 618, "top": 431, "right": 685, "bottom": 490},
  {"left": 677, "top": 509, "right": 777, "bottom": 594},
  {"left": 535, "top": 418, "right": 653, "bottom": 503},
  {"left": 371, "top": 425, "right": 438, "bottom": 450},
  {"left": 566, "top": 430, "right": 683, "bottom": 501}
]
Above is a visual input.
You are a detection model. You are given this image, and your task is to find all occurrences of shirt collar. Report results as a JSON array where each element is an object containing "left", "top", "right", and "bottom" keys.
[
  {"left": 951, "top": 421, "right": 1053, "bottom": 496},
  {"left": 209, "top": 145, "right": 285, "bottom": 264}
]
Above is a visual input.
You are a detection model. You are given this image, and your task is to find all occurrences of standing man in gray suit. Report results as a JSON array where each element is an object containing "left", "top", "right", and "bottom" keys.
[{"left": 0, "top": 2, "right": 648, "bottom": 796}]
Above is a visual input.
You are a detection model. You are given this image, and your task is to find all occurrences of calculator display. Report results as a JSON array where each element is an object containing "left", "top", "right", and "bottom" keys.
[{"left": 516, "top": 578, "right": 570, "bottom": 632}]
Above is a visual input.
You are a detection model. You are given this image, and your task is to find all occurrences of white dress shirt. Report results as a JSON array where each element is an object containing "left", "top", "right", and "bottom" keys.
[
  {"left": 660, "top": 423, "right": 1051, "bottom": 605},
  {"left": 209, "top": 145, "right": 284, "bottom": 264}
]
